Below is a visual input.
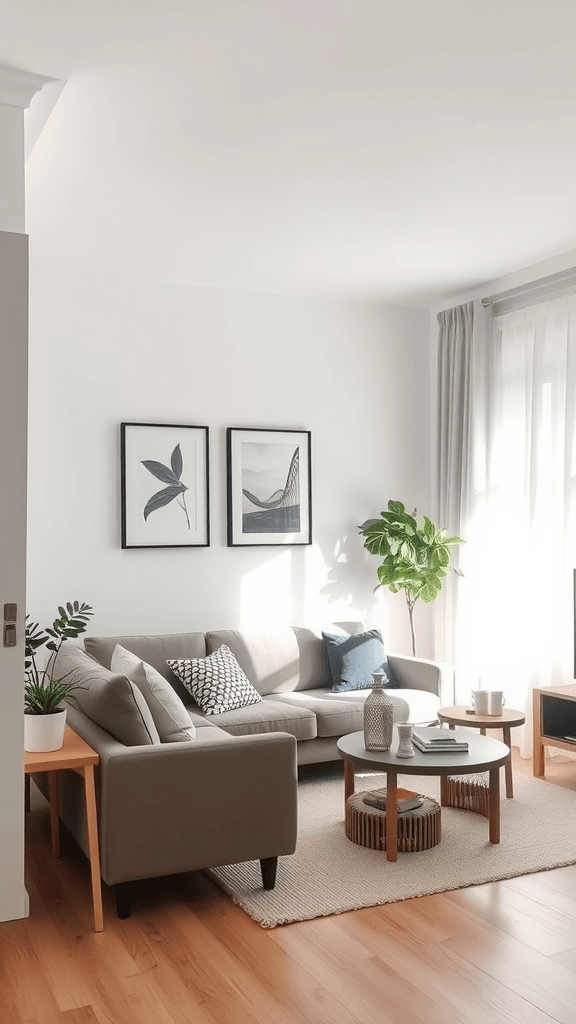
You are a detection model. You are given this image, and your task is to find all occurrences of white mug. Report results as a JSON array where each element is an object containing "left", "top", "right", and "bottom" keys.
[
  {"left": 471, "top": 689, "right": 489, "bottom": 715},
  {"left": 471, "top": 689, "right": 506, "bottom": 716},
  {"left": 485, "top": 691, "right": 506, "bottom": 716}
]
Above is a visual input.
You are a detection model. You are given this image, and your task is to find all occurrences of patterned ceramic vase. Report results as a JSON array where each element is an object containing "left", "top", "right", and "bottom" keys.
[{"left": 363, "top": 672, "right": 394, "bottom": 751}]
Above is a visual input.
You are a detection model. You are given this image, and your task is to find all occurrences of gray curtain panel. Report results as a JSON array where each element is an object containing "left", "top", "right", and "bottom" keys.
[{"left": 436, "top": 300, "right": 474, "bottom": 671}]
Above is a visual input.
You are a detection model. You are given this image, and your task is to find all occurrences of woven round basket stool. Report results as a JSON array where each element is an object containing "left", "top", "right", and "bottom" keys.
[
  {"left": 442, "top": 774, "right": 490, "bottom": 818},
  {"left": 345, "top": 792, "right": 441, "bottom": 853}
]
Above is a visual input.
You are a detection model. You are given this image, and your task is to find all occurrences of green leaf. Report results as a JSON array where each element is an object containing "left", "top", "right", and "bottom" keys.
[
  {"left": 436, "top": 546, "right": 450, "bottom": 567},
  {"left": 388, "top": 500, "right": 405, "bottom": 514},
  {"left": 364, "top": 534, "right": 391, "bottom": 558},
  {"left": 359, "top": 519, "right": 381, "bottom": 532},
  {"left": 423, "top": 516, "right": 435, "bottom": 537}
]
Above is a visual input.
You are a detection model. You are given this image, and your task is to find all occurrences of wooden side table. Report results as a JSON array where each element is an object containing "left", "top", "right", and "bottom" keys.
[
  {"left": 533, "top": 683, "right": 576, "bottom": 777},
  {"left": 437, "top": 705, "right": 526, "bottom": 798},
  {"left": 24, "top": 724, "right": 103, "bottom": 932}
]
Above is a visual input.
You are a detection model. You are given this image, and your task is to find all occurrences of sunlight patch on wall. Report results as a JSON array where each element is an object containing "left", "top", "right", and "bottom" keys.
[{"left": 240, "top": 551, "right": 293, "bottom": 629}]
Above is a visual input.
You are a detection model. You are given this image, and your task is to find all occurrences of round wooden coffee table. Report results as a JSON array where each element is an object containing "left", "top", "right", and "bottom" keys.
[
  {"left": 337, "top": 729, "right": 509, "bottom": 863},
  {"left": 437, "top": 706, "right": 526, "bottom": 798}
]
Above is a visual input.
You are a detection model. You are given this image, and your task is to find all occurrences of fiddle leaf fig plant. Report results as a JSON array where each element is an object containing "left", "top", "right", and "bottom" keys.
[
  {"left": 359, "top": 500, "right": 462, "bottom": 657},
  {"left": 24, "top": 601, "right": 94, "bottom": 715}
]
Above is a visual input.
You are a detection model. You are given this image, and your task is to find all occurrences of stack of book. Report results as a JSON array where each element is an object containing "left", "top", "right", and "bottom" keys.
[
  {"left": 412, "top": 727, "right": 469, "bottom": 753},
  {"left": 363, "top": 787, "right": 424, "bottom": 813}
]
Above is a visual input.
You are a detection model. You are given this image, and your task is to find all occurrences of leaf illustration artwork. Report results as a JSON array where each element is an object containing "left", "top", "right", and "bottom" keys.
[{"left": 141, "top": 444, "right": 190, "bottom": 529}]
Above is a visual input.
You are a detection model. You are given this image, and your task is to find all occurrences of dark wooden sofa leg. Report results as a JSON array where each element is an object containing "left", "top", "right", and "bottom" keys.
[
  {"left": 115, "top": 881, "right": 136, "bottom": 919},
  {"left": 260, "top": 856, "right": 278, "bottom": 890}
]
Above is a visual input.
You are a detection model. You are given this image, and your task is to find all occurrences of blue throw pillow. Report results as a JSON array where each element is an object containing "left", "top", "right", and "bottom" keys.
[{"left": 323, "top": 629, "right": 393, "bottom": 692}]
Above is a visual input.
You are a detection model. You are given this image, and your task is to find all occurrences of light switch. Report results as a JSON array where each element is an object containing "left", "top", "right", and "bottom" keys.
[
  {"left": 3, "top": 603, "right": 17, "bottom": 647},
  {"left": 3, "top": 623, "right": 16, "bottom": 647},
  {"left": 4, "top": 603, "right": 17, "bottom": 623}
]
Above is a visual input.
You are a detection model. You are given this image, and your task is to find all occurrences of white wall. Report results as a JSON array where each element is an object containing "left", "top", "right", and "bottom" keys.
[{"left": 27, "top": 254, "right": 433, "bottom": 657}]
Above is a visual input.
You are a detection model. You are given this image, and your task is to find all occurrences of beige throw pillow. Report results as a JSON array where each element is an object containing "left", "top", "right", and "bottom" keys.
[{"left": 111, "top": 644, "right": 196, "bottom": 742}]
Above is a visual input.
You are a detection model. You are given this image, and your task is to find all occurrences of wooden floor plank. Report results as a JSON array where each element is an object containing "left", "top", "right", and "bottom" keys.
[
  {"left": 132, "top": 905, "right": 294, "bottom": 1024},
  {"left": 442, "top": 929, "right": 576, "bottom": 1024},
  {"left": 335, "top": 903, "right": 563, "bottom": 1024},
  {"left": 461, "top": 878, "right": 576, "bottom": 953},
  {"left": 0, "top": 921, "right": 63, "bottom": 1024},
  {"left": 60, "top": 1008, "right": 102, "bottom": 1024},
  {"left": 272, "top": 921, "right": 404, "bottom": 1024},
  {"left": 550, "top": 946, "right": 576, "bottom": 974}
]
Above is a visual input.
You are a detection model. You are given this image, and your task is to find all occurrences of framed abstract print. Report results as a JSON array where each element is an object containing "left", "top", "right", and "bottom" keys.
[{"left": 227, "top": 427, "right": 311, "bottom": 546}]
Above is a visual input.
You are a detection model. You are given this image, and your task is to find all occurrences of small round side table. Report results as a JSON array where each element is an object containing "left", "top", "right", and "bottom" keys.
[{"left": 437, "top": 706, "right": 526, "bottom": 798}]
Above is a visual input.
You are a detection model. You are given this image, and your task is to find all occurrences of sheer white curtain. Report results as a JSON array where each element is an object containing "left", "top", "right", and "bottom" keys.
[{"left": 454, "top": 294, "right": 576, "bottom": 756}]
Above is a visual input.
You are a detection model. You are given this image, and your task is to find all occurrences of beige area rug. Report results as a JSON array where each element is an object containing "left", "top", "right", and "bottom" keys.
[{"left": 208, "top": 766, "right": 576, "bottom": 928}]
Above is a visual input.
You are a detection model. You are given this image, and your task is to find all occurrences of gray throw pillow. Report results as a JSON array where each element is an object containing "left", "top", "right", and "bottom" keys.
[
  {"left": 323, "top": 629, "right": 393, "bottom": 692},
  {"left": 111, "top": 644, "right": 196, "bottom": 743},
  {"left": 53, "top": 642, "right": 160, "bottom": 745}
]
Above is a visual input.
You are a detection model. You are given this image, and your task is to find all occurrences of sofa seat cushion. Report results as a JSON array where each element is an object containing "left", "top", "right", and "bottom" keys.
[
  {"left": 298, "top": 687, "right": 439, "bottom": 726},
  {"left": 191, "top": 723, "right": 235, "bottom": 742},
  {"left": 199, "top": 699, "right": 317, "bottom": 740},
  {"left": 396, "top": 688, "right": 440, "bottom": 724},
  {"left": 262, "top": 691, "right": 364, "bottom": 738}
]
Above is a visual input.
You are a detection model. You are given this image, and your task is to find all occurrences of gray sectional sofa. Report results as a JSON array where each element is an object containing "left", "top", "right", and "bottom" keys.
[{"left": 49, "top": 626, "right": 449, "bottom": 918}]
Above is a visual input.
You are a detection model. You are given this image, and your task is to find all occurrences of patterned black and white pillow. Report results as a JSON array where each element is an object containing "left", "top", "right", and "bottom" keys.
[{"left": 167, "top": 645, "right": 262, "bottom": 715}]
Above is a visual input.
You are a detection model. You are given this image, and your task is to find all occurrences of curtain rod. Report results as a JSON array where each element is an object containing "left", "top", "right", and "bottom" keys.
[{"left": 482, "top": 267, "right": 576, "bottom": 309}]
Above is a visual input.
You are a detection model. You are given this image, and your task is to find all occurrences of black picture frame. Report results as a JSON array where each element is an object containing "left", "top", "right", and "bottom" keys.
[
  {"left": 121, "top": 422, "right": 209, "bottom": 548},
  {"left": 227, "top": 427, "right": 312, "bottom": 547}
]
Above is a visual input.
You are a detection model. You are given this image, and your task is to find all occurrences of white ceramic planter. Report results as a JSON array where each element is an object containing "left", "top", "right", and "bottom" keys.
[{"left": 24, "top": 708, "right": 67, "bottom": 752}]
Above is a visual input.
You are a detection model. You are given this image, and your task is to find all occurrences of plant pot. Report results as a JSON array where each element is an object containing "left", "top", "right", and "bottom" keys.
[{"left": 24, "top": 708, "right": 67, "bottom": 752}]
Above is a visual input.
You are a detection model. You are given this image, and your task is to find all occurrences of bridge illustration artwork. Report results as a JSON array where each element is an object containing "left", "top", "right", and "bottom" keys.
[{"left": 242, "top": 447, "right": 300, "bottom": 533}]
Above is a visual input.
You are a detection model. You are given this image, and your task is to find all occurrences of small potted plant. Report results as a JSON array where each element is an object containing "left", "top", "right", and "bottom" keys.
[{"left": 24, "top": 601, "right": 93, "bottom": 752}]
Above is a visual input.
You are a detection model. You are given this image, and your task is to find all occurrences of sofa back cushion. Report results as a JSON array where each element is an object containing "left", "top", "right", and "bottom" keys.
[
  {"left": 205, "top": 627, "right": 325, "bottom": 695},
  {"left": 85, "top": 633, "right": 206, "bottom": 704},
  {"left": 53, "top": 642, "right": 160, "bottom": 746}
]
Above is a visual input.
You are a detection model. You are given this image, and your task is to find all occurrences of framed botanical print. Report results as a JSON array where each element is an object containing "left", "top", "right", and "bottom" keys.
[
  {"left": 121, "top": 422, "right": 209, "bottom": 548},
  {"left": 227, "top": 427, "right": 312, "bottom": 546}
]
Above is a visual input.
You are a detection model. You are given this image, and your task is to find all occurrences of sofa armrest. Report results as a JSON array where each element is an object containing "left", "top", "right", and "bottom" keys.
[
  {"left": 66, "top": 708, "right": 298, "bottom": 886},
  {"left": 387, "top": 653, "right": 454, "bottom": 706}
]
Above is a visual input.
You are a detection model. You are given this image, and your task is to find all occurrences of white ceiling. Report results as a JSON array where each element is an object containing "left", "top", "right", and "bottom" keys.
[{"left": 3, "top": 0, "right": 576, "bottom": 305}]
